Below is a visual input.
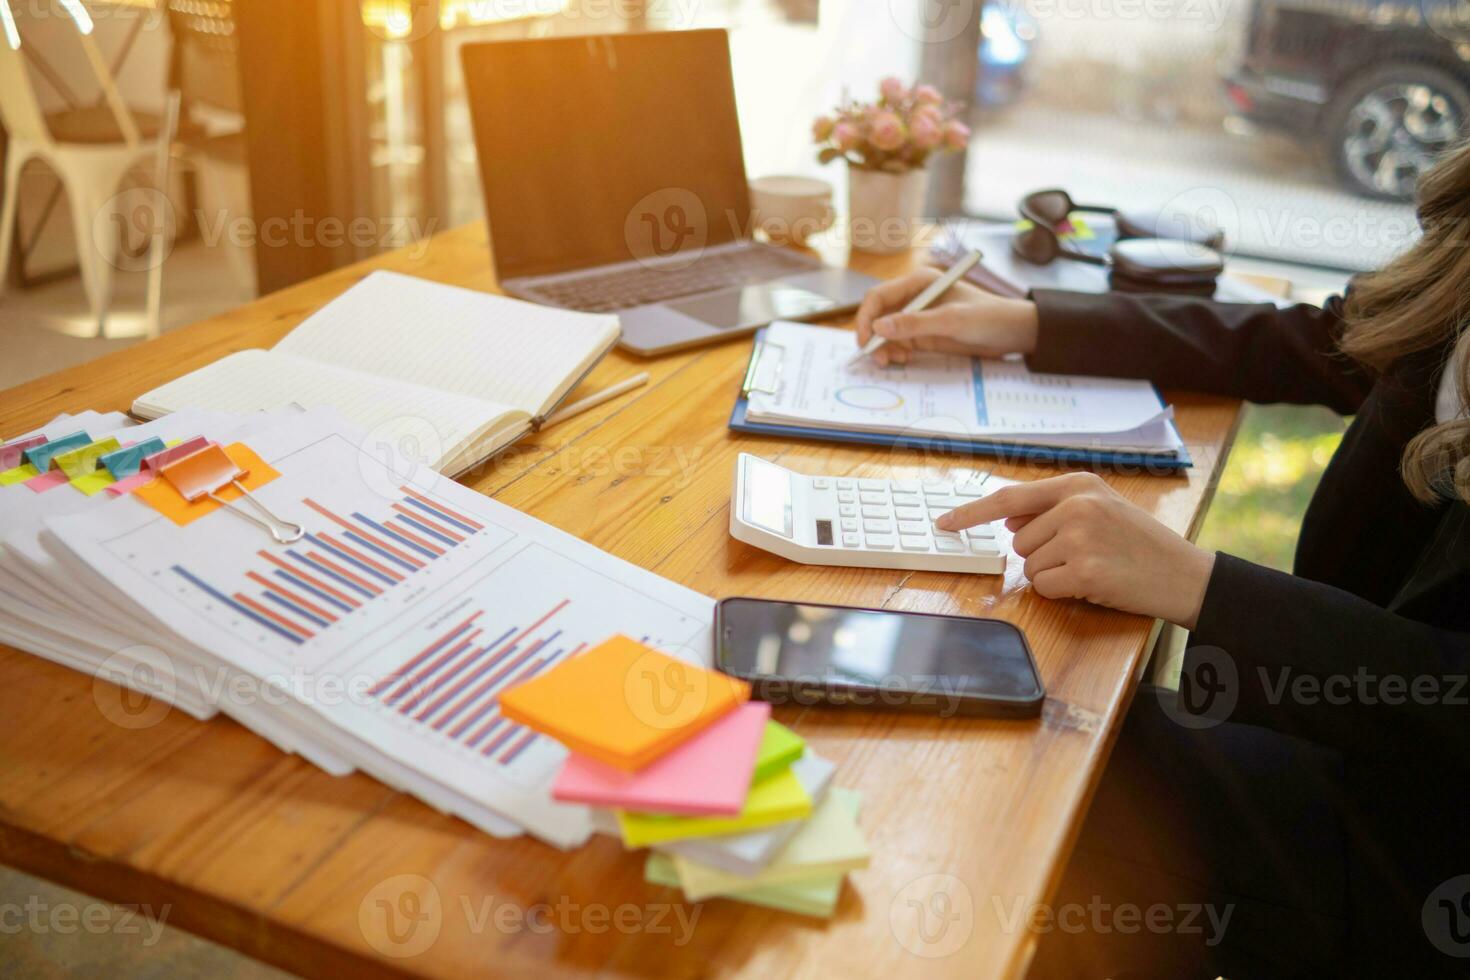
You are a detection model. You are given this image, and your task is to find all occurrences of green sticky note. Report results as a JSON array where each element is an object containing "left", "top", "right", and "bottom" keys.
[
  {"left": 752, "top": 721, "right": 804, "bottom": 784},
  {"left": 618, "top": 768, "right": 811, "bottom": 847},
  {"left": 645, "top": 853, "right": 844, "bottom": 919},
  {"left": 673, "top": 788, "right": 868, "bottom": 900},
  {"left": 0, "top": 464, "right": 39, "bottom": 486}
]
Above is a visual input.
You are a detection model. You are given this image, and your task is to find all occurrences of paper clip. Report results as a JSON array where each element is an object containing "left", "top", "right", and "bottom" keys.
[{"left": 160, "top": 445, "right": 304, "bottom": 544}]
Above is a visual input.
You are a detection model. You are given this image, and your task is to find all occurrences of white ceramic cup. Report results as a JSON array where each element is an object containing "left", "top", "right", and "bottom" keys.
[{"left": 748, "top": 175, "right": 835, "bottom": 245}]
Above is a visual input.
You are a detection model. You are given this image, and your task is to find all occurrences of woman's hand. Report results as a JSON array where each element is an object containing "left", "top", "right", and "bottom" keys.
[
  {"left": 854, "top": 267, "right": 1041, "bottom": 367},
  {"left": 936, "top": 473, "right": 1217, "bottom": 629}
]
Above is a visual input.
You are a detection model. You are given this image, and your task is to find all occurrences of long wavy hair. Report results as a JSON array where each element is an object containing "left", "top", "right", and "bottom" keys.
[{"left": 1341, "top": 140, "right": 1470, "bottom": 504}]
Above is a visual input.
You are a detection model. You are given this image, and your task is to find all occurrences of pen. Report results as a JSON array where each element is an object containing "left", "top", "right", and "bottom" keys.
[
  {"left": 543, "top": 372, "right": 651, "bottom": 427},
  {"left": 848, "top": 249, "right": 984, "bottom": 366}
]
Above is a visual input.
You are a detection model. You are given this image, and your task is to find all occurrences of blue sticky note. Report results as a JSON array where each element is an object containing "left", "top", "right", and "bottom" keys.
[
  {"left": 24, "top": 432, "right": 91, "bottom": 472},
  {"left": 100, "top": 437, "right": 167, "bottom": 480}
]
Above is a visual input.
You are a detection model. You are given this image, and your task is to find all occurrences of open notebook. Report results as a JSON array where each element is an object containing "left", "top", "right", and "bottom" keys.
[{"left": 133, "top": 271, "right": 621, "bottom": 475}]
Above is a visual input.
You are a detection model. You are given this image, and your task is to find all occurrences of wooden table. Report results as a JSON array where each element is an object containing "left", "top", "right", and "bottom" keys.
[{"left": 0, "top": 224, "right": 1242, "bottom": 978}]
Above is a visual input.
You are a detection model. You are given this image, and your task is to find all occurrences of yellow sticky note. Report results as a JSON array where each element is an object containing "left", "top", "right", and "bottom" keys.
[
  {"left": 53, "top": 437, "right": 121, "bottom": 480},
  {"left": 645, "top": 853, "right": 844, "bottom": 918},
  {"left": 70, "top": 471, "right": 117, "bottom": 496},
  {"left": 0, "top": 464, "right": 39, "bottom": 486},
  {"left": 673, "top": 788, "right": 868, "bottom": 900},
  {"left": 617, "top": 767, "right": 810, "bottom": 847}
]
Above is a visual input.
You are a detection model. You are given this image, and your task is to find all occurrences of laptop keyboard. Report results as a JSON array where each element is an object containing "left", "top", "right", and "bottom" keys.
[{"left": 523, "top": 247, "right": 820, "bottom": 313}]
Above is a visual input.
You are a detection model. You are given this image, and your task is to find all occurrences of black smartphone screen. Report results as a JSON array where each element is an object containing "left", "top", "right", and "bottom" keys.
[{"left": 715, "top": 598, "right": 1044, "bottom": 709}]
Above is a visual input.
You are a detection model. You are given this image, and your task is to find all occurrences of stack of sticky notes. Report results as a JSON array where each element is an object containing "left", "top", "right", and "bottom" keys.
[{"left": 500, "top": 635, "right": 871, "bottom": 917}]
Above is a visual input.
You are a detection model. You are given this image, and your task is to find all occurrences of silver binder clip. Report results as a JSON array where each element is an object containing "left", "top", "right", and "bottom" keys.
[
  {"left": 160, "top": 444, "right": 305, "bottom": 544},
  {"left": 740, "top": 338, "right": 786, "bottom": 397}
]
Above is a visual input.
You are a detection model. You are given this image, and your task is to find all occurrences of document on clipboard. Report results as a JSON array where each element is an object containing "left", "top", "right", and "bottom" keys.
[{"left": 738, "top": 322, "right": 1184, "bottom": 458}]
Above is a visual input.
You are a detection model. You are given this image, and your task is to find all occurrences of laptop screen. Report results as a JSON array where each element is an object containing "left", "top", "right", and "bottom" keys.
[{"left": 461, "top": 30, "right": 752, "bottom": 282}]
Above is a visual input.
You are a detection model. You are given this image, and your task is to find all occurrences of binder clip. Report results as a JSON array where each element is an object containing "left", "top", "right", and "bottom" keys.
[{"left": 160, "top": 444, "right": 304, "bottom": 544}]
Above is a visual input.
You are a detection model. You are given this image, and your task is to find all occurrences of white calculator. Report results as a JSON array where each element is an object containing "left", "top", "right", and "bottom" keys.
[{"left": 729, "top": 453, "right": 1009, "bottom": 574}]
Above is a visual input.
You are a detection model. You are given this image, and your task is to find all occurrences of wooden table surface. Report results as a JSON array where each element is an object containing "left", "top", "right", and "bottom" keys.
[{"left": 0, "top": 224, "right": 1243, "bottom": 979}]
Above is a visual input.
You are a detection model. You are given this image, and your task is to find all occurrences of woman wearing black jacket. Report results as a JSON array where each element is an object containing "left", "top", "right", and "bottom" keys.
[{"left": 854, "top": 145, "right": 1470, "bottom": 977}]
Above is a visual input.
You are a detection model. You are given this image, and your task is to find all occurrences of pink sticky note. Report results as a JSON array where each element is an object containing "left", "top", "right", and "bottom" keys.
[
  {"left": 24, "top": 470, "right": 70, "bottom": 493},
  {"left": 0, "top": 436, "right": 46, "bottom": 470},
  {"left": 105, "top": 472, "right": 155, "bottom": 496},
  {"left": 552, "top": 701, "right": 771, "bottom": 816}
]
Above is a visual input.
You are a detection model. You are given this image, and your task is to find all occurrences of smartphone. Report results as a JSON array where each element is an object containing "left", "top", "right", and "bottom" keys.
[{"left": 713, "top": 597, "right": 1045, "bottom": 718}]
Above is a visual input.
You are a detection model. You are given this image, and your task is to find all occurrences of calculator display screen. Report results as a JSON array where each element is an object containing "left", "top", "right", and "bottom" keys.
[{"left": 742, "top": 456, "right": 793, "bottom": 539}]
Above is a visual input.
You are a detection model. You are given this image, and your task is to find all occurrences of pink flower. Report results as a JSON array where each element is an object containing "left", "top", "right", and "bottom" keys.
[
  {"left": 869, "top": 111, "right": 906, "bottom": 152},
  {"left": 914, "top": 84, "right": 943, "bottom": 106},
  {"left": 812, "top": 115, "right": 836, "bottom": 142},
  {"left": 833, "top": 121, "right": 860, "bottom": 152},
  {"left": 879, "top": 76, "right": 907, "bottom": 105},
  {"left": 942, "top": 120, "right": 971, "bottom": 150},
  {"left": 911, "top": 114, "right": 942, "bottom": 150}
]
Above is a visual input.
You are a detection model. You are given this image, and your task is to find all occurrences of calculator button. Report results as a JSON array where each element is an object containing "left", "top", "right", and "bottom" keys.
[
  {"left": 935, "top": 538, "right": 965, "bottom": 553},
  {"left": 968, "top": 525, "right": 997, "bottom": 539},
  {"left": 858, "top": 479, "right": 886, "bottom": 490},
  {"left": 839, "top": 505, "right": 857, "bottom": 517},
  {"left": 841, "top": 518, "right": 858, "bottom": 532},
  {"left": 891, "top": 492, "right": 923, "bottom": 507},
  {"left": 859, "top": 490, "right": 888, "bottom": 505},
  {"left": 837, "top": 491, "right": 856, "bottom": 504},
  {"left": 894, "top": 480, "right": 922, "bottom": 492},
  {"left": 836, "top": 478, "right": 856, "bottom": 489},
  {"left": 861, "top": 505, "right": 890, "bottom": 519},
  {"left": 842, "top": 533, "right": 861, "bottom": 547},
  {"left": 900, "top": 535, "right": 932, "bottom": 551},
  {"left": 968, "top": 539, "right": 1002, "bottom": 555},
  {"left": 812, "top": 478, "right": 832, "bottom": 489},
  {"left": 864, "top": 533, "right": 896, "bottom": 548},
  {"left": 955, "top": 484, "right": 988, "bottom": 498},
  {"left": 897, "top": 520, "right": 929, "bottom": 536},
  {"left": 926, "top": 494, "right": 962, "bottom": 509},
  {"left": 864, "top": 519, "right": 894, "bottom": 534},
  {"left": 933, "top": 526, "right": 961, "bottom": 539},
  {"left": 894, "top": 506, "right": 925, "bottom": 521}
]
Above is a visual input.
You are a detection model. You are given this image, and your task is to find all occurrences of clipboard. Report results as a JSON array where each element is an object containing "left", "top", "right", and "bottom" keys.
[{"left": 730, "top": 330, "right": 1193, "bottom": 471}]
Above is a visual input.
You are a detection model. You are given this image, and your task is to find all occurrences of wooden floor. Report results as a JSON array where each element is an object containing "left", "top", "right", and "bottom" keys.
[{"left": 0, "top": 223, "right": 1243, "bottom": 978}]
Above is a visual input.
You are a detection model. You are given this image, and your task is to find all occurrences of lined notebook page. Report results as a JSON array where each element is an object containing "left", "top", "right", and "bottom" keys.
[
  {"left": 273, "top": 271, "right": 621, "bottom": 417},
  {"left": 133, "top": 350, "right": 519, "bottom": 468}
]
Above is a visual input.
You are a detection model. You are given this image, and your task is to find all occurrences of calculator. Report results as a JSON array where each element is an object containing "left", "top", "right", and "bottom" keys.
[{"left": 730, "top": 453, "right": 1009, "bottom": 574}]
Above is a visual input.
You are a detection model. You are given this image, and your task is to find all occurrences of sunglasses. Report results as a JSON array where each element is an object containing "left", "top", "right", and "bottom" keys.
[
  {"left": 1013, "top": 190, "right": 1117, "bottom": 266},
  {"left": 1013, "top": 188, "right": 1226, "bottom": 266}
]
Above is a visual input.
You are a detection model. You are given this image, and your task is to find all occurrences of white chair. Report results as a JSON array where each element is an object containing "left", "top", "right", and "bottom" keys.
[{"left": 0, "top": 13, "right": 177, "bottom": 336}]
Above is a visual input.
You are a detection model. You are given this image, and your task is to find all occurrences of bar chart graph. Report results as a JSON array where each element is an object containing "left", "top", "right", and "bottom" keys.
[{"left": 167, "top": 485, "right": 485, "bottom": 645}]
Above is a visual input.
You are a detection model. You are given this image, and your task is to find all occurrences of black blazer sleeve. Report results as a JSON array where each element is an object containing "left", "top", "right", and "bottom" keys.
[
  {"left": 1187, "top": 553, "right": 1470, "bottom": 759},
  {"left": 1026, "top": 289, "right": 1376, "bottom": 415}
]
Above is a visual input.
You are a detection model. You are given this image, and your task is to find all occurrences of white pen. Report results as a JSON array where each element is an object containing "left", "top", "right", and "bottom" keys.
[{"left": 848, "top": 248, "right": 985, "bottom": 366}]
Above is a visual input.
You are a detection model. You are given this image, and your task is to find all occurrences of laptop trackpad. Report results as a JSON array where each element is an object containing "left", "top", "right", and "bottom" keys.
[{"left": 665, "top": 282, "right": 835, "bottom": 330}]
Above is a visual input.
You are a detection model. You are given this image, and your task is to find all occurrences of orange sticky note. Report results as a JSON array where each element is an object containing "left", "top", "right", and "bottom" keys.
[
  {"left": 499, "top": 635, "right": 749, "bottom": 772},
  {"left": 134, "top": 442, "right": 281, "bottom": 527}
]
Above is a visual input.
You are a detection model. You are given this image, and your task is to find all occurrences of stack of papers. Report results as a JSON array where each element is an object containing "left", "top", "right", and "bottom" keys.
[
  {"left": 0, "top": 406, "right": 725, "bottom": 847},
  {"left": 504, "top": 638, "right": 869, "bottom": 917},
  {"left": 743, "top": 321, "right": 1187, "bottom": 460}
]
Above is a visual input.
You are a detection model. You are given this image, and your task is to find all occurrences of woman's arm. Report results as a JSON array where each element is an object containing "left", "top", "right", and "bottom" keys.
[
  {"left": 1184, "top": 554, "right": 1470, "bottom": 758},
  {"left": 855, "top": 270, "right": 1377, "bottom": 414},
  {"left": 1027, "top": 289, "right": 1375, "bottom": 415}
]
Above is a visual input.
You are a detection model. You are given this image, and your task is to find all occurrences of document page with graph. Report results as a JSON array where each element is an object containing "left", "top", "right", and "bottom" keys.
[
  {"left": 745, "top": 321, "right": 1174, "bottom": 443},
  {"left": 43, "top": 409, "right": 714, "bottom": 848}
]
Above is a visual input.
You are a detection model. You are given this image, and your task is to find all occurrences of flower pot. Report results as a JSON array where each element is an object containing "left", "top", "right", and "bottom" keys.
[{"left": 848, "top": 167, "right": 929, "bottom": 255}]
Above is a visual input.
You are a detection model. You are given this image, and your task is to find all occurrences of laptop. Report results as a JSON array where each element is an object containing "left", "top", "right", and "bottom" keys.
[{"left": 460, "top": 29, "right": 878, "bottom": 356}]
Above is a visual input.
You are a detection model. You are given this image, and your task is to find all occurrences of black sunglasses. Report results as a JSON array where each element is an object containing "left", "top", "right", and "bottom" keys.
[{"left": 1012, "top": 189, "right": 1118, "bottom": 266}]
